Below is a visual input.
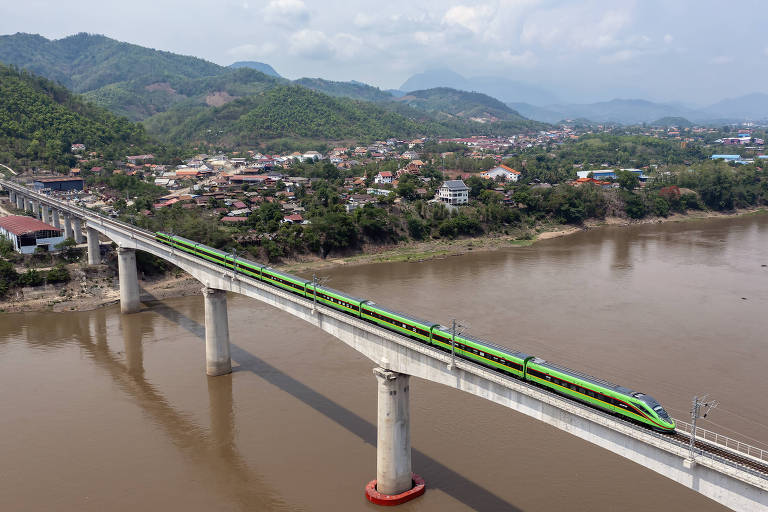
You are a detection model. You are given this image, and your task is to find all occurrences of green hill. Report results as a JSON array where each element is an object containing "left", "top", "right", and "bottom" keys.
[
  {"left": 396, "top": 87, "right": 527, "bottom": 123},
  {"left": 143, "top": 85, "right": 457, "bottom": 145},
  {"left": 0, "top": 63, "right": 147, "bottom": 171},
  {"left": 83, "top": 67, "right": 283, "bottom": 120},
  {"left": 0, "top": 32, "right": 224, "bottom": 93}
]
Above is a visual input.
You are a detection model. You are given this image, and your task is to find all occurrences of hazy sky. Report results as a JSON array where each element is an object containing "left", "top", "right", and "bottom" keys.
[{"left": 2, "top": 0, "right": 766, "bottom": 105}]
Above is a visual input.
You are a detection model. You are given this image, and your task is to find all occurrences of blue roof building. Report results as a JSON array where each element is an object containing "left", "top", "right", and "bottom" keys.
[{"left": 711, "top": 154, "right": 740, "bottom": 161}]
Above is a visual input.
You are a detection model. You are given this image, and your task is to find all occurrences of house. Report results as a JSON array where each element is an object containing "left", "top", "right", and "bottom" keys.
[
  {"left": 481, "top": 164, "right": 520, "bottom": 182},
  {"left": 437, "top": 180, "right": 469, "bottom": 205},
  {"left": 374, "top": 171, "right": 394, "bottom": 184},
  {"left": 71, "top": 143, "right": 86, "bottom": 152},
  {"left": 302, "top": 151, "right": 322, "bottom": 162},
  {"left": 0, "top": 216, "right": 64, "bottom": 254},
  {"left": 282, "top": 214, "right": 306, "bottom": 224}
]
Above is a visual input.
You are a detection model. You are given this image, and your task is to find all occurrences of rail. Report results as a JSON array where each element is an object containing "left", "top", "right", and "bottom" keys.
[{"left": 673, "top": 418, "right": 768, "bottom": 464}]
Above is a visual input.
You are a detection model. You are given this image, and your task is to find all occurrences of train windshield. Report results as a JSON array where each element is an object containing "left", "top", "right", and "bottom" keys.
[{"left": 653, "top": 405, "right": 671, "bottom": 421}]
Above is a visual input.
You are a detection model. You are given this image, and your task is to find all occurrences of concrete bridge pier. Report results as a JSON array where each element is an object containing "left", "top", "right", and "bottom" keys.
[
  {"left": 41, "top": 204, "right": 50, "bottom": 224},
  {"left": 117, "top": 247, "right": 141, "bottom": 314},
  {"left": 16, "top": 194, "right": 23, "bottom": 210},
  {"left": 52, "top": 209, "right": 61, "bottom": 229},
  {"left": 8, "top": 190, "right": 15, "bottom": 204},
  {"left": 86, "top": 228, "right": 100, "bottom": 264},
  {"left": 31, "top": 200, "right": 39, "bottom": 219},
  {"left": 63, "top": 214, "right": 73, "bottom": 240},
  {"left": 202, "top": 287, "right": 232, "bottom": 376},
  {"left": 72, "top": 217, "right": 84, "bottom": 243},
  {"left": 366, "top": 368, "right": 424, "bottom": 505}
]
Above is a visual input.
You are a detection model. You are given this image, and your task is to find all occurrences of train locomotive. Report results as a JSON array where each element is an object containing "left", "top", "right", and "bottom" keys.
[{"left": 156, "top": 231, "right": 676, "bottom": 433}]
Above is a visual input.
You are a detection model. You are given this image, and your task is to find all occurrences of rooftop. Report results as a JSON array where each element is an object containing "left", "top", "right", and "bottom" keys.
[
  {"left": 0, "top": 215, "right": 62, "bottom": 236},
  {"left": 33, "top": 177, "right": 84, "bottom": 183},
  {"left": 442, "top": 180, "right": 469, "bottom": 191}
]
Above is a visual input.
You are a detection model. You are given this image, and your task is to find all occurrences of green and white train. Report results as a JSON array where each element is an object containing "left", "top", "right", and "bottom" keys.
[{"left": 156, "top": 231, "right": 676, "bottom": 433}]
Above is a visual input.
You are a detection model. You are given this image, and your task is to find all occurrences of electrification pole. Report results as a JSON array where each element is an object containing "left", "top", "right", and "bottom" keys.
[{"left": 689, "top": 394, "right": 719, "bottom": 462}]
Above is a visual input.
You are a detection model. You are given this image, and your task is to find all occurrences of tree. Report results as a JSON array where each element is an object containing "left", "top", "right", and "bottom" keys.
[{"left": 616, "top": 170, "right": 640, "bottom": 191}]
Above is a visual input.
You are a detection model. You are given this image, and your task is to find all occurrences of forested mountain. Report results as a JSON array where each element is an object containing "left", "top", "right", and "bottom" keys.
[
  {"left": 0, "top": 63, "right": 147, "bottom": 171},
  {"left": 143, "top": 85, "right": 457, "bottom": 146},
  {"left": 396, "top": 87, "right": 527, "bottom": 123},
  {"left": 400, "top": 68, "right": 559, "bottom": 106},
  {"left": 82, "top": 67, "right": 283, "bottom": 120},
  {"left": 0, "top": 33, "right": 546, "bottom": 145},
  {"left": 0, "top": 32, "right": 223, "bottom": 93},
  {"left": 293, "top": 77, "right": 394, "bottom": 102}
]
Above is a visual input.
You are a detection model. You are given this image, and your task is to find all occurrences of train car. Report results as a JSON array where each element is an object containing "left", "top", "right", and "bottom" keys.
[
  {"left": 260, "top": 267, "right": 309, "bottom": 296},
  {"left": 361, "top": 302, "right": 436, "bottom": 344},
  {"left": 310, "top": 285, "right": 365, "bottom": 317},
  {"left": 525, "top": 358, "right": 675, "bottom": 432},
  {"left": 157, "top": 232, "right": 232, "bottom": 267},
  {"left": 429, "top": 327, "right": 532, "bottom": 378}
]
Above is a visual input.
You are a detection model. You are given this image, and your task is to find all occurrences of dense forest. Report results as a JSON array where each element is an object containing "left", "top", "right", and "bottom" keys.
[
  {"left": 0, "top": 63, "right": 148, "bottom": 172},
  {"left": 143, "top": 85, "right": 459, "bottom": 145}
]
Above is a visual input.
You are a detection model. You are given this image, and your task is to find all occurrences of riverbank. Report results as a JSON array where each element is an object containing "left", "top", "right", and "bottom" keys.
[
  {"left": 1, "top": 207, "right": 764, "bottom": 313},
  {"left": 279, "top": 207, "right": 766, "bottom": 274}
]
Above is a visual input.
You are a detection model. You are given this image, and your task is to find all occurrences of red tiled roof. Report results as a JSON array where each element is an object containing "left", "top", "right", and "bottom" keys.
[
  {"left": 0, "top": 215, "right": 62, "bottom": 235},
  {"left": 221, "top": 216, "right": 248, "bottom": 222}
]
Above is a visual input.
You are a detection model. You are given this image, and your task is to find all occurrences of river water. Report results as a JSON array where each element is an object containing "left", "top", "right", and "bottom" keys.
[{"left": 1, "top": 214, "right": 766, "bottom": 511}]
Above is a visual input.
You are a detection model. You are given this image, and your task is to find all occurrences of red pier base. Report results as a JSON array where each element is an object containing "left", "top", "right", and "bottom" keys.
[{"left": 365, "top": 473, "right": 425, "bottom": 506}]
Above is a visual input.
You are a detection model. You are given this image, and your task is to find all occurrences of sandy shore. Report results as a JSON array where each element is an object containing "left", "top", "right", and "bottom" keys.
[{"left": 2, "top": 207, "right": 764, "bottom": 313}]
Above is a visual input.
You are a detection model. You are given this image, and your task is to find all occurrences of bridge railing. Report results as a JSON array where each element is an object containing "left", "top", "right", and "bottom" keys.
[{"left": 674, "top": 418, "right": 768, "bottom": 464}]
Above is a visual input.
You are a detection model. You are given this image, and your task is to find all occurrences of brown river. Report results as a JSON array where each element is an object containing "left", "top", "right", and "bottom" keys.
[{"left": 1, "top": 214, "right": 767, "bottom": 511}]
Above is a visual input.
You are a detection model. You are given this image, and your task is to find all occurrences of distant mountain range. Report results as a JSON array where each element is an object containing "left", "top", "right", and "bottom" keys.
[
  {"left": 398, "top": 68, "right": 768, "bottom": 124},
  {"left": 508, "top": 96, "right": 768, "bottom": 125},
  {"left": 2, "top": 31, "right": 765, "bottom": 142}
]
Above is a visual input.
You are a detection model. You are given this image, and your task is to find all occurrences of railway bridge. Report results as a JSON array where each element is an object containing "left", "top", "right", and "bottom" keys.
[{"left": 2, "top": 178, "right": 768, "bottom": 510}]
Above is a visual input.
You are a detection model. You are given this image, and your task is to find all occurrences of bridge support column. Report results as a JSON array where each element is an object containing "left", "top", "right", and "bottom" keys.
[
  {"left": 9, "top": 191, "right": 15, "bottom": 204},
  {"left": 117, "top": 247, "right": 140, "bottom": 314},
  {"left": 72, "top": 217, "right": 84, "bottom": 243},
  {"left": 366, "top": 368, "right": 424, "bottom": 505},
  {"left": 52, "top": 209, "right": 61, "bottom": 229},
  {"left": 86, "top": 228, "right": 100, "bottom": 264},
  {"left": 41, "top": 204, "right": 50, "bottom": 224},
  {"left": 31, "top": 200, "right": 39, "bottom": 218},
  {"left": 63, "top": 214, "right": 73, "bottom": 240},
  {"left": 202, "top": 287, "right": 232, "bottom": 376},
  {"left": 16, "top": 194, "right": 23, "bottom": 210}
]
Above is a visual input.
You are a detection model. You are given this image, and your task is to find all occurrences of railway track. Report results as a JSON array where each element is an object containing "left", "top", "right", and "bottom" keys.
[{"left": 669, "top": 431, "right": 768, "bottom": 475}]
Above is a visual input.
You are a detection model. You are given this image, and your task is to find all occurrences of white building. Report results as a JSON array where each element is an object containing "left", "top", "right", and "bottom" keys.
[
  {"left": 0, "top": 215, "right": 65, "bottom": 254},
  {"left": 481, "top": 165, "right": 520, "bottom": 182},
  {"left": 374, "top": 171, "right": 394, "bottom": 184},
  {"left": 437, "top": 180, "right": 469, "bottom": 205}
]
